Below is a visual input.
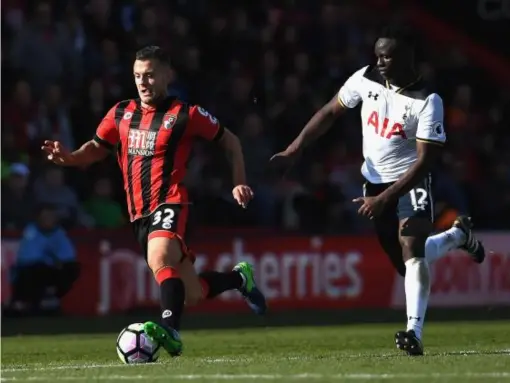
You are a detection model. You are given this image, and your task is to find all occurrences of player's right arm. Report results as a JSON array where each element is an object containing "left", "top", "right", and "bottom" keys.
[
  {"left": 42, "top": 104, "right": 119, "bottom": 167},
  {"left": 270, "top": 66, "right": 366, "bottom": 164}
]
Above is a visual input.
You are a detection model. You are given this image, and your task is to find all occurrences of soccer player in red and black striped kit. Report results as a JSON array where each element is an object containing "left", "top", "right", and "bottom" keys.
[{"left": 42, "top": 46, "right": 266, "bottom": 356}]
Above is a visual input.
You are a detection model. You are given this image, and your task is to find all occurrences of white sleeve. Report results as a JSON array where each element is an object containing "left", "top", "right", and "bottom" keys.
[
  {"left": 337, "top": 66, "right": 367, "bottom": 109},
  {"left": 416, "top": 93, "right": 446, "bottom": 145}
]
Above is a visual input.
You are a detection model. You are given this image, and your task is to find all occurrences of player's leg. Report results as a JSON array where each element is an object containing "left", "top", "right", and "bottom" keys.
[
  {"left": 141, "top": 204, "right": 266, "bottom": 356},
  {"left": 129, "top": 209, "right": 186, "bottom": 355},
  {"left": 170, "top": 204, "right": 266, "bottom": 313},
  {"left": 365, "top": 181, "right": 406, "bottom": 277},
  {"left": 178, "top": 255, "right": 267, "bottom": 314},
  {"left": 143, "top": 234, "right": 185, "bottom": 356},
  {"left": 425, "top": 216, "right": 486, "bottom": 264},
  {"left": 373, "top": 215, "right": 406, "bottom": 277},
  {"left": 396, "top": 217, "right": 431, "bottom": 356},
  {"left": 418, "top": 176, "right": 485, "bottom": 264},
  {"left": 394, "top": 181, "right": 435, "bottom": 356}
]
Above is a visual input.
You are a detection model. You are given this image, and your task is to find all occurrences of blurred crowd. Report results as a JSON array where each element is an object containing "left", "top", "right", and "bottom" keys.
[{"left": 2, "top": 0, "right": 510, "bottom": 234}]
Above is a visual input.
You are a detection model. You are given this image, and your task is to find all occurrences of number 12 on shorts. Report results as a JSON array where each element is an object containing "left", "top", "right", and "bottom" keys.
[
  {"left": 152, "top": 208, "right": 175, "bottom": 229},
  {"left": 409, "top": 188, "right": 428, "bottom": 211}
]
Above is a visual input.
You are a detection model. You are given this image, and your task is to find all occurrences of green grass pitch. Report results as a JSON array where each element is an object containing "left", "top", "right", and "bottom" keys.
[{"left": 2, "top": 321, "right": 510, "bottom": 382}]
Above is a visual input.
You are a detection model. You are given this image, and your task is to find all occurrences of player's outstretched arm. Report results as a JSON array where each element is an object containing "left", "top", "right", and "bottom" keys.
[
  {"left": 41, "top": 139, "right": 110, "bottom": 167},
  {"left": 270, "top": 95, "right": 346, "bottom": 167},
  {"left": 42, "top": 102, "right": 120, "bottom": 167}
]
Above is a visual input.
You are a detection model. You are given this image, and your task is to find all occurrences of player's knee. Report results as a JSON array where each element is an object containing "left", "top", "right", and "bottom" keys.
[
  {"left": 146, "top": 237, "right": 183, "bottom": 274},
  {"left": 399, "top": 218, "right": 431, "bottom": 261},
  {"left": 399, "top": 237, "right": 426, "bottom": 262}
]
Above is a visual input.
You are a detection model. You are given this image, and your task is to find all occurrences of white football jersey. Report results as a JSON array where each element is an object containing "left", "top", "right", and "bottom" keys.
[{"left": 337, "top": 65, "right": 446, "bottom": 184}]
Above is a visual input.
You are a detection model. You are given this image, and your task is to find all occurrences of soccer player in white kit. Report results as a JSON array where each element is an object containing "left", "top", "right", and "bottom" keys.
[{"left": 270, "top": 25, "right": 486, "bottom": 356}]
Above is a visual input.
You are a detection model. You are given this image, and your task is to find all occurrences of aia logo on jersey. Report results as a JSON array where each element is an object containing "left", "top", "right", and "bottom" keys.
[
  {"left": 367, "top": 111, "right": 407, "bottom": 139},
  {"left": 163, "top": 114, "right": 177, "bottom": 129},
  {"left": 128, "top": 129, "right": 156, "bottom": 156}
]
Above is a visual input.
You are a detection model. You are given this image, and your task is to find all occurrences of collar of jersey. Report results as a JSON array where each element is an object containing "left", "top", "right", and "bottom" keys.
[{"left": 385, "top": 77, "right": 422, "bottom": 94}]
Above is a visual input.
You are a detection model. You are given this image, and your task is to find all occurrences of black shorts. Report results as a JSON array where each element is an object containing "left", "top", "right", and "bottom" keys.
[
  {"left": 363, "top": 175, "right": 434, "bottom": 222},
  {"left": 131, "top": 203, "right": 193, "bottom": 262},
  {"left": 364, "top": 175, "right": 434, "bottom": 276}
]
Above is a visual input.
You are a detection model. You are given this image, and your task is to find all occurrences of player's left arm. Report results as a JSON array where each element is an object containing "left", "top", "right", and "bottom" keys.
[
  {"left": 188, "top": 105, "right": 247, "bottom": 186},
  {"left": 379, "top": 94, "right": 445, "bottom": 202}
]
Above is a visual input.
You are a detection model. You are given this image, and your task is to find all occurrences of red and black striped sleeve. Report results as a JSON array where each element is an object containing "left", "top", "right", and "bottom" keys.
[
  {"left": 187, "top": 104, "right": 225, "bottom": 141},
  {"left": 93, "top": 103, "right": 120, "bottom": 149}
]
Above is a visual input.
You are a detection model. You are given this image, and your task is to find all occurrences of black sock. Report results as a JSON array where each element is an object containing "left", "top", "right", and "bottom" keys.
[
  {"left": 199, "top": 271, "right": 243, "bottom": 299},
  {"left": 160, "top": 278, "right": 185, "bottom": 331}
]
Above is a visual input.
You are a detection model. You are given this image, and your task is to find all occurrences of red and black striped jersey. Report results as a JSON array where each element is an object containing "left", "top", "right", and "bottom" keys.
[{"left": 93, "top": 97, "right": 224, "bottom": 222}]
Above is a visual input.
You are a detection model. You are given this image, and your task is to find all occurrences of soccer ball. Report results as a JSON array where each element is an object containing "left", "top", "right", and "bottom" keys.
[{"left": 116, "top": 323, "right": 160, "bottom": 364}]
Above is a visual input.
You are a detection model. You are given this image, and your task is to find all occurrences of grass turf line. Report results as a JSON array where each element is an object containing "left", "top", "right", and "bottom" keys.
[{"left": 2, "top": 322, "right": 510, "bottom": 383}]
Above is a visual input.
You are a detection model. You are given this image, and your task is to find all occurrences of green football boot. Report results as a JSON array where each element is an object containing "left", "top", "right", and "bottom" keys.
[
  {"left": 143, "top": 321, "right": 182, "bottom": 357},
  {"left": 233, "top": 262, "right": 267, "bottom": 315}
]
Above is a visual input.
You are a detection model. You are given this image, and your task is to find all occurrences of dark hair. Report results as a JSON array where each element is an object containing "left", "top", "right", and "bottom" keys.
[
  {"left": 379, "top": 24, "right": 417, "bottom": 51},
  {"left": 36, "top": 203, "right": 57, "bottom": 214},
  {"left": 135, "top": 46, "right": 170, "bottom": 65}
]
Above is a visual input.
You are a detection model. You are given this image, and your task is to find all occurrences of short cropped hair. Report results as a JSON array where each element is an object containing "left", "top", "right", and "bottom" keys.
[
  {"left": 135, "top": 46, "right": 170, "bottom": 65},
  {"left": 379, "top": 24, "right": 417, "bottom": 51}
]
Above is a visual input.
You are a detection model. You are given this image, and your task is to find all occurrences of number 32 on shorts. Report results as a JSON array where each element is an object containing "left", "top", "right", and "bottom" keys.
[
  {"left": 409, "top": 188, "right": 428, "bottom": 211},
  {"left": 152, "top": 208, "right": 175, "bottom": 230}
]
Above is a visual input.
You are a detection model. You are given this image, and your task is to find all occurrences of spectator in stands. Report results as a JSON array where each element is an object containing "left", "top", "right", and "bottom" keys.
[
  {"left": 95, "top": 38, "right": 128, "bottom": 101},
  {"left": 1, "top": 130, "right": 30, "bottom": 180},
  {"left": 293, "top": 162, "right": 350, "bottom": 234},
  {"left": 269, "top": 74, "right": 316, "bottom": 151},
  {"left": 8, "top": 204, "right": 80, "bottom": 316},
  {"left": 1, "top": 1, "right": 509, "bottom": 232},
  {"left": 1, "top": 163, "right": 34, "bottom": 230},
  {"left": 33, "top": 83, "right": 75, "bottom": 151},
  {"left": 239, "top": 112, "right": 278, "bottom": 225},
  {"left": 258, "top": 49, "right": 280, "bottom": 107},
  {"left": 71, "top": 78, "right": 110, "bottom": 144},
  {"left": 57, "top": 1, "right": 87, "bottom": 91},
  {"left": 33, "top": 166, "right": 92, "bottom": 228},
  {"left": 84, "top": 177, "right": 125, "bottom": 228},
  {"left": 9, "top": 1, "right": 73, "bottom": 97},
  {"left": 2, "top": 80, "right": 37, "bottom": 154}
]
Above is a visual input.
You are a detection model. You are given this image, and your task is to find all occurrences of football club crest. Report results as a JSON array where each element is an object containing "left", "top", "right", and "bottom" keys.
[
  {"left": 163, "top": 114, "right": 177, "bottom": 129},
  {"left": 434, "top": 122, "right": 444, "bottom": 135}
]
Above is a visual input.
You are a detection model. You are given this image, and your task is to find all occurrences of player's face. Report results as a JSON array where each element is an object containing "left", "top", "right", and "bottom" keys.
[
  {"left": 374, "top": 38, "right": 403, "bottom": 80},
  {"left": 133, "top": 59, "right": 169, "bottom": 105}
]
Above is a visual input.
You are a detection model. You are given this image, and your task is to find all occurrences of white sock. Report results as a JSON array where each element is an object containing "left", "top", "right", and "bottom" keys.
[
  {"left": 425, "top": 227, "right": 466, "bottom": 264},
  {"left": 405, "top": 257, "right": 430, "bottom": 340}
]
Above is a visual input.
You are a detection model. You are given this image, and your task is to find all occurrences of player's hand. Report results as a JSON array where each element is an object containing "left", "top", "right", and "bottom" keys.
[
  {"left": 269, "top": 149, "right": 300, "bottom": 175},
  {"left": 232, "top": 185, "right": 254, "bottom": 208},
  {"left": 41, "top": 140, "right": 72, "bottom": 165},
  {"left": 352, "top": 196, "right": 387, "bottom": 219}
]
